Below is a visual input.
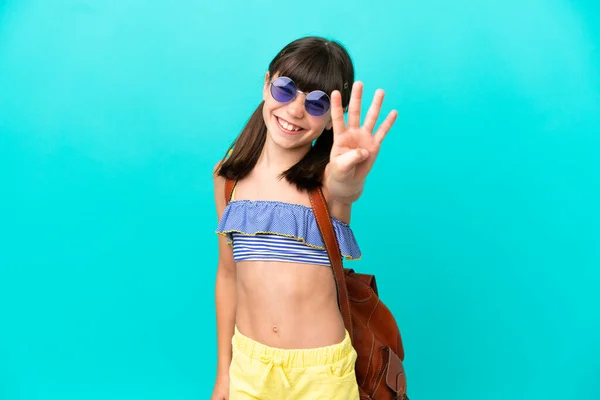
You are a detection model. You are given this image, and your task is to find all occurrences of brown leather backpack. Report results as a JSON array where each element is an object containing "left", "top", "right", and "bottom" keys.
[
  {"left": 224, "top": 179, "right": 408, "bottom": 399},
  {"left": 308, "top": 187, "right": 408, "bottom": 400}
]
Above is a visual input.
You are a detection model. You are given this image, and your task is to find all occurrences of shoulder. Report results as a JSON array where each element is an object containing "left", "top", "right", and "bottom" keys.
[
  {"left": 213, "top": 161, "right": 227, "bottom": 211},
  {"left": 213, "top": 161, "right": 226, "bottom": 186}
]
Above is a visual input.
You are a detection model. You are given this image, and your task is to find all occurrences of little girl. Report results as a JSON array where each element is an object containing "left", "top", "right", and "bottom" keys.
[{"left": 211, "top": 36, "right": 397, "bottom": 400}]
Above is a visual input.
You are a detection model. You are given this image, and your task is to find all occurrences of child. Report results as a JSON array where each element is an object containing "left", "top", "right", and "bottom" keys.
[{"left": 211, "top": 36, "right": 397, "bottom": 400}]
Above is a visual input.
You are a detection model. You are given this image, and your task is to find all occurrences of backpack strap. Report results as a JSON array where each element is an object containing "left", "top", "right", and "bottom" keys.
[
  {"left": 308, "top": 187, "right": 354, "bottom": 339},
  {"left": 225, "top": 178, "right": 236, "bottom": 205}
]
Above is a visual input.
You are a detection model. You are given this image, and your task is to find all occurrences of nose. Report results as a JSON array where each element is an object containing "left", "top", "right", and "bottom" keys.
[{"left": 285, "top": 94, "right": 305, "bottom": 119}]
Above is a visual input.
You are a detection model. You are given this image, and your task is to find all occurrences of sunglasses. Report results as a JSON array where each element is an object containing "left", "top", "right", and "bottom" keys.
[{"left": 269, "top": 76, "right": 331, "bottom": 117}]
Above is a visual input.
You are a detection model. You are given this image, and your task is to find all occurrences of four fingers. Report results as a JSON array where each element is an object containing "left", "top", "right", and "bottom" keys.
[{"left": 331, "top": 82, "right": 397, "bottom": 145}]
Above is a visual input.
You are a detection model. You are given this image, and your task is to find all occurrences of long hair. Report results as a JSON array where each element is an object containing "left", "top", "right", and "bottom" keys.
[{"left": 216, "top": 36, "right": 355, "bottom": 191}]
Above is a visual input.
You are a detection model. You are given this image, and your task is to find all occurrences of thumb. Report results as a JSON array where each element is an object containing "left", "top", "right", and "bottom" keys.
[{"left": 333, "top": 148, "right": 369, "bottom": 176}]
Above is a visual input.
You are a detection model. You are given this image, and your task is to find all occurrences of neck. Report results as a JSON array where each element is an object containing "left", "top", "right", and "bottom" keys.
[{"left": 256, "top": 131, "right": 311, "bottom": 173}]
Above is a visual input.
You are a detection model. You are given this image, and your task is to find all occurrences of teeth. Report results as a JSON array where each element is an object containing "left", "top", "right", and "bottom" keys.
[{"left": 278, "top": 118, "right": 301, "bottom": 131}]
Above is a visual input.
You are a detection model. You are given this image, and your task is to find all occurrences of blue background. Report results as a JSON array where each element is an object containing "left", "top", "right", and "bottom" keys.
[{"left": 1, "top": 0, "right": 599, "bottom": 399}]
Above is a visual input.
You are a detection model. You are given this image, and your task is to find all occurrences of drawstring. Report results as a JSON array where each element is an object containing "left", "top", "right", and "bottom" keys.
[{"left": 259, "top": 355, "right": 290, "bottom": 388}]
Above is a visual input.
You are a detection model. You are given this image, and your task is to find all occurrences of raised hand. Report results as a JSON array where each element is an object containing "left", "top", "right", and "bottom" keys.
[{"left": 327, "top": 81, "right": 397, "bottom": 193}]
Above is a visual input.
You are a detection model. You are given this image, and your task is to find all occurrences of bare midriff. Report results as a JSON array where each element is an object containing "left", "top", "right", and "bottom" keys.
[{"left": 234, "top": 260, "right": 346, "bottom": 349}]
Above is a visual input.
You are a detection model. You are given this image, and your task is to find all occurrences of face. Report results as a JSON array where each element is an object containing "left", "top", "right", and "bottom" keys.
[{"left": 262, "top": 72, "right": 333, "bottom": 150}]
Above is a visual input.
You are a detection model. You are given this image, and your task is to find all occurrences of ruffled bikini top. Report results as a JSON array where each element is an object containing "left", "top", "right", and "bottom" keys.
[{"left": 215, "top": 191, "right": 361, "bottom": 266}]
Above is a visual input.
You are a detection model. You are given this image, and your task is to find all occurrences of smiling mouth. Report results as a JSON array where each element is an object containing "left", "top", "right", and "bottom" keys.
[{"left": 276, "top": 116, "right": 305, "bottom": 134}]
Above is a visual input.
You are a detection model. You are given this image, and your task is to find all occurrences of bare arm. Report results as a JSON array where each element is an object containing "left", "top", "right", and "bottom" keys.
[{"left": 213, "top": 166, "right": 237, "bottom": 381}]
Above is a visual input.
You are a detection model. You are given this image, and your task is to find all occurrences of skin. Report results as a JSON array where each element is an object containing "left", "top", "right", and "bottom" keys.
[{"left": 210, "top": 71, "right": 397, "bottom": 400}]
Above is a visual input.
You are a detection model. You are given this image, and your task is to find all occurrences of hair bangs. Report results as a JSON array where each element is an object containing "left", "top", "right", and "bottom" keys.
[{"left": 269, "top": 38, "right": 352, "bottom": 106}]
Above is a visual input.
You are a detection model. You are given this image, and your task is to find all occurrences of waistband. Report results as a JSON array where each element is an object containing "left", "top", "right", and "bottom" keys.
[{"left": 232, "top": 326, "right": 355, "bottom": 369}]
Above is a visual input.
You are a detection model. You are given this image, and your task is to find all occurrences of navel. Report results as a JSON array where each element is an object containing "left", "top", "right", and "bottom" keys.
[{"left": 272, "top": 326, "right": 279, "bottom": 333}]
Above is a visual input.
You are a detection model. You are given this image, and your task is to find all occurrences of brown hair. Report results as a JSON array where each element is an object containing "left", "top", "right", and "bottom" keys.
[{"left": 216, "top": 36, "right": 355, "bottom": 191}]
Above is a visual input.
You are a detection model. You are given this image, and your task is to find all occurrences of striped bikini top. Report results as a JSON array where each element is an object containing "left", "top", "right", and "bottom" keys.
[{"left": 215, "top": 189, "right": 361, "bottom": 266}]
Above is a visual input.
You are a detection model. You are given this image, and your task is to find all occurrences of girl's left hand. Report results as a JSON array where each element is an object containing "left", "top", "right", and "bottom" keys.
[{"left": 327, "top": 81, "right": 397, "bottom": 192}]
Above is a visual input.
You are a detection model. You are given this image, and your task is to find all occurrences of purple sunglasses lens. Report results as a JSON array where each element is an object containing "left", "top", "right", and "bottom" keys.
[
  {"left": 305, "top": 90, "right": 330, "bottom": 117},
  {"left": 270, "top": 77, "right": 297, "bottom": 103}
]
